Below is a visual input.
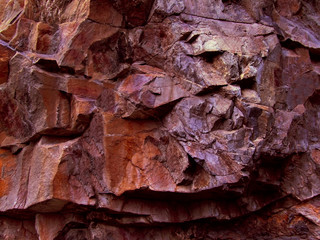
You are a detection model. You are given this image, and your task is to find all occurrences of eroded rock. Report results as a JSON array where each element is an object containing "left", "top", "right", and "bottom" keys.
[{"left": 0, "top": 0, "right": 320, "bottom": 239}]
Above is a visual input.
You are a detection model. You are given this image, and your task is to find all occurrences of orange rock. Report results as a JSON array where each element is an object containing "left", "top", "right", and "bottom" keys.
[
  {"left": 39, "top": 88, "right": 70, "bottom": 129},
  {"left": 35, "top": 214, "right": 67, "bottom": 240},
  {"left": 0, "top": 44, "right": 14, "bottom": 84},
  {"left": 89, "top": 0, "right": 122, "bottom": 26},
  {"left": 0, "top": 0, "right": 24, "bottom": 41},
  {"left": 24, "top": 0, "right": 89, "bottom": 24},
  {"left": 35, "top": 213, "right": 87, "bottom": 240},
  {"left": 85, "top": 31, "right": 131, "bottom": 79},
  {"left": 70, "top": 95, "right": 95, "bottom": 131},
  {"left": 67, "top": 77, "right": 103, "bottom": 99},
  {"left": 0, "top": 0, "right": 319, "bottom": 238},
  {"left": 0, "top": 149, "right": 16, "bottom": 198},
  {"left": 9, "top": 17, "right": 36, "bottom": 51},
  {"left": 311, "top": 149, "right": 320, "bottom": 165},
  {"left": 58, "top": 21, "right": 119, "bottom": 72},
  {"left": 32, "top": 22, "right": 59, "bottom": 54}
]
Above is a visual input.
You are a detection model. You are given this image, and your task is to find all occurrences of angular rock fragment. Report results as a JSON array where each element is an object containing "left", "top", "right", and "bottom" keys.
[
  {"left": 0, "top": 0, "right": 319, "bottom": 239},
  {"left": 0, "top": 44, "right": 14, "bottom": 84},
  {"left": 118, "top": 71, "right": 188, "bottom": 118}
]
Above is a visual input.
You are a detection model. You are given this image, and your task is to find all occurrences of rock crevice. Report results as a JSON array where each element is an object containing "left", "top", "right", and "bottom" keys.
[{"left": 1, "top": 0, "right": 320, "bottom": 239}]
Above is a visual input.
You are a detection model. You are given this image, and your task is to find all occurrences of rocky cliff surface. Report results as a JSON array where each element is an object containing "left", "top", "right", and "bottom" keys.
[{"left": 0, "top": 0, "right": 320, "bottom": 239}]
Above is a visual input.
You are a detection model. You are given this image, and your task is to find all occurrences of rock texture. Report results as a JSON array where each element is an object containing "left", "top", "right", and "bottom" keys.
[{"left": 0, "top": 0, "right": 320, "bottom": 239}]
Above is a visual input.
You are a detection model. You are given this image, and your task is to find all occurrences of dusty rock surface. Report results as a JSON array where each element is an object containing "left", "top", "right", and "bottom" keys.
[{"left": 0, "top": 0, "right": 320, "bottom": 239}]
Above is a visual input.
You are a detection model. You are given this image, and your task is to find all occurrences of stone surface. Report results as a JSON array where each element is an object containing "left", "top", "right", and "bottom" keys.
[
  {"left": 0, "top": 43, "right": 14, "bottom": 84},
  {"left": 0, "top": 0, "right": 320, "bottom": 239}
]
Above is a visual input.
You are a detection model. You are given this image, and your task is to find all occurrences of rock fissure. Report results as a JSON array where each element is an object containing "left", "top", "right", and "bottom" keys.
[{"left": 1, "top": 0, "right": 320, "bottom": 239}]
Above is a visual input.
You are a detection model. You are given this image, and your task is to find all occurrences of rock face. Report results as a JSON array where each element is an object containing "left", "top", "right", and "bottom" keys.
[{"left": 0, "top": 0, "right": 320, "bottom": 239}]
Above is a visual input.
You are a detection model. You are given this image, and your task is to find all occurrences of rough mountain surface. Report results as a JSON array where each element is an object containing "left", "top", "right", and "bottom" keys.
[{"left": 0, "top": 0, "right": 320, "bottom": 239}]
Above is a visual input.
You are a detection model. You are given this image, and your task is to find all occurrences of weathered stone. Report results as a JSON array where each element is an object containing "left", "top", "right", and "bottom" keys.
[
  {"left": 9, "top": 18, "right": 36, "bottom": 51},
  {"left": 118, "top": 72, "right": 188, "bottom": 118},
  {"left": 273, "top": 1, "right": 320, "bottom": 49},
  {"left": 24, "top": 0, "right": 89, "bottom": 24},
  {"left": 89, "top": 0, "right": 122, "bottom": 26},
  {"left": 0, "top": 149, "right": 17, "bottom": 201},
  {"left": 257, "top": 43, "right": 282, "bottom": 107},
  {"left": 0, "top": 137, "right": 87, "bottom": 212},
  {"left": 0, "top": 43, "right": 14, "bottom": 84},
  {"left": 241, "top": 89, "right": 261, "bottom": 103},
  {"left": 276, "top": 0, "right": 301, "bottom": 18},
  {"left": 184, "top": 20, "right": 275, "bottom": 57},
  {"left": 282, "top": 152, "right": 320, "bottom": 201},
  {"left": 184, "top": 0, "right": 255, "bottom": 23},
  {"left": 70, "top": 95, "right": 96, "bottom": 132},
  {"left": 31, "top": 22, "right": 59, "bottom": 54},
  {"left": 278, "top": 47, "right": 320, "bottom": 110},
  {"left": 111, "top": 0, "right": 155, "bottom": 27},
  {"left": 0, "top": 0, "right": 320, "bottom": 239},
  {"left": 0, "top": 0, "right": 24, "bottom": 41},
  {"left": 0, "top": 217, "right": 38, "bottom": 240},
  {"left": 58, "top": 21, "right": 119, "bottom": 73}
]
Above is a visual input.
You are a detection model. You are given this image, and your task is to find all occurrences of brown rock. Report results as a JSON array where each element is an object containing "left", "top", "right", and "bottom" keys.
[
  {"left": 282, "top": 152, "right": 320, "bottom": 201},
  {"left": 89, "top": 0, "right": 122, "bottom": 26},
  {"left": 0, "top": 44, "right": 14, "bottom": 84},
  {"left": 31, "top": 22, "right": 59, "bottom": 54},
  {"left": 118, "top": 72, "right": 188, "bottom": 118},
  {"left": 276, "top": 0, "right": 301, "bottom": 18},
  {"left": 9, "top": 18, "right": 35, "bottom": 51},
  {"left": 102, "top": 113, "right": 176, "bottom": 195},
  {"left": 70, "top": 95, "right": 95, "bottom": 131},
  {"left": 279, "top": 47, "right": 320, "bottom": 110},
  {"left": 0, "top": 0, "right": 24, "bottom": 41},
  {"left": 58, "top": 21, "right": 119, "bottom": 73},
  {"left": 0, "top": 0, "right": 320, "bottom": 239},
  {"left": 0, "top": 217, "right": 38, "bottom": 240},
  {"left": 241, "top": 89, "right": 261, "bottom": 103},
  {"left": 0, "top": 149, "right": 16, "bottom": 200},
  {"left": 184, "top": 0, "right": 255, "bottom": 23},
  {"left": 24, "top": 0, "right": 89, "bottom": 24},
  {"left": 111, "top": 0, "right": 155, "bottom": 27}
]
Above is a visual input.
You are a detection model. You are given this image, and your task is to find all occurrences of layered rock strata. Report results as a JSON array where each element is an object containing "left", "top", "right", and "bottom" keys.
[{"left": 0, "top": 0, "right": 320, "bottom": 239}]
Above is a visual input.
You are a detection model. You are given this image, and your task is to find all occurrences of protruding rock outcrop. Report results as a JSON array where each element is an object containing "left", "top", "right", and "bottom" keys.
[{"left": 0, "top": 0, "right": 320, "bottom": 239}]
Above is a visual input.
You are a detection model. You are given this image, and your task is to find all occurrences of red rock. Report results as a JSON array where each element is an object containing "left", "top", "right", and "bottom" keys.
[
  {"left": 35, "top": 213, "right": 86, "bottom": 240},
  {"left": 110, "top": 0, "right": 154, "bottom": 27},
  {"left": 0, "top": 217, "right": 37, "bottom": 240},
  {"left": 102, "top": 113, "right": 176, "bottom": 195},
  {"left": 0, "top": 0, "right": 320, "bottom": 239},
  {"left": 282, "top": 153, "right": 320, "bottom": 201},
  {"left": 70, "top": 95, "right": 95, "bottom": 131},
  {"left": 0, "top": 149, "right": 16, "bottom": 200},
  {"left": 0, "top": 0, "right": 24, "bottom": 41},
  {"left": 184, "top": 0, "right": 255, "bottom": 23},
  {"left": 35, "top": 214, "right": 68, "bottom": 240},
  {"left": 58, "top": 21, "right": 119, "bottom": 72},
  {"left": 118, "top": 73, "right": 188, "bottom": 118},
  {"left": 89, "top": 0, "right": 122, "bottom": 26},
  {"left": 293, "top": 196, "right": 320, "bottom": 227},
  {"left": 85, "top": 31, "right": 131, "bottom": 79},
  {"left": 0, "top": 87, "right": 34, "bottom": 147},
  {"left": 0, "top": 44, "right": 14, "bottom": 84},
  {"left": 67, "top": 77, "right": 103, "bottom": 99},
  {"left": 272, "top": 2, "right": 320, "bottom": 49},
  {"left": 24, "top": 0, "right": 89, "bottom": 24},
  {"left": 241, "top": 89, "right": 261, "bottom": 103},
  {"left": 276, "top": 0, "right": 301, "bottom": 17},
  {"left": 32, "top": 22, "right": 59, "bottom": 54},
  {"left": 279, "top": 48, "right": 320, "bottom": 110}
]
